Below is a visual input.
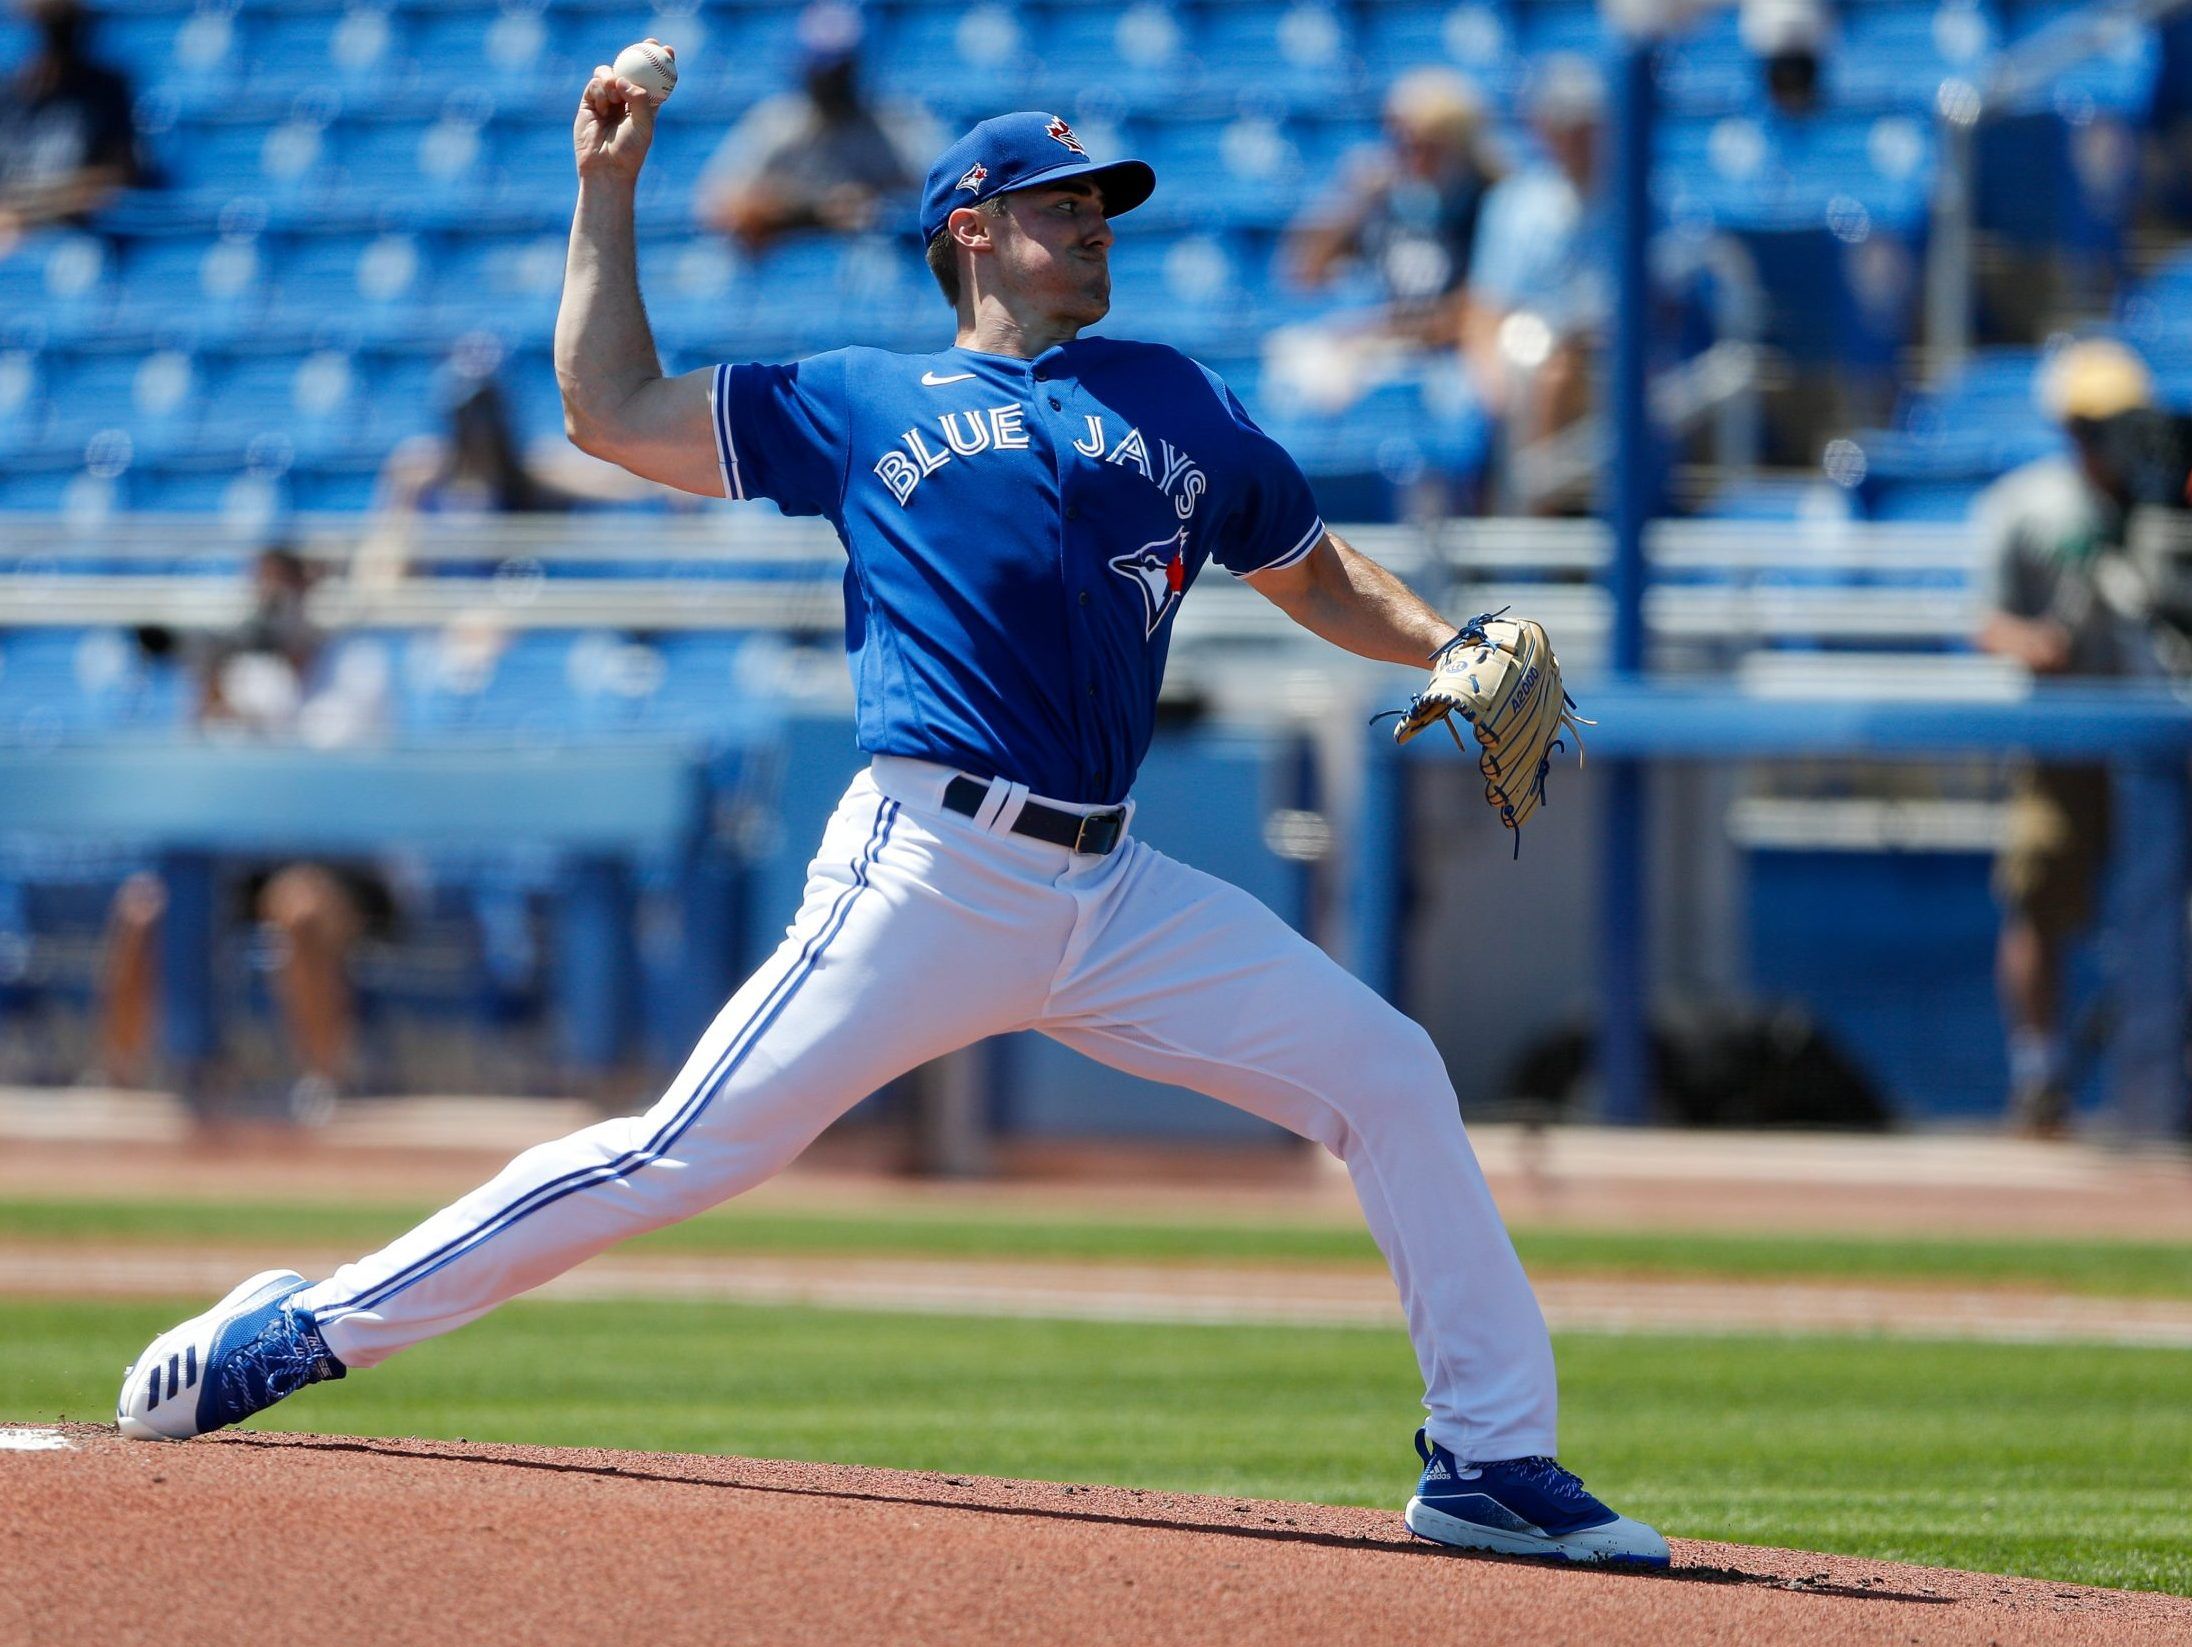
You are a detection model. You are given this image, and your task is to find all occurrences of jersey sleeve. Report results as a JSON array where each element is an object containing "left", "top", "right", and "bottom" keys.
[
  {"left": 1209, "top": 386, "right": 1325, "bottom": 578},
  {"left": 710, "top": 354, "right": 849, "bottom": 517}
]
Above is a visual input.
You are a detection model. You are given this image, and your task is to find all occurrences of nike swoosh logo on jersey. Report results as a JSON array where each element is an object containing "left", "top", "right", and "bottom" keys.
[{"left": 920, "top": 371, "right": 976, "bottom": 386}]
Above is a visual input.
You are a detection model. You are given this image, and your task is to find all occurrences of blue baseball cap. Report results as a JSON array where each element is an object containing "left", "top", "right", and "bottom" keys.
[{"left": 918, "top": 111, "right": 1156, "bottom": 248}]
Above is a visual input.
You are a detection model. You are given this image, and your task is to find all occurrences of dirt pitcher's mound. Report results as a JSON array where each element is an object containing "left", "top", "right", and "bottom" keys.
[{"left": 2, "top": 1426, "right": 2183, "bottom": 1647}]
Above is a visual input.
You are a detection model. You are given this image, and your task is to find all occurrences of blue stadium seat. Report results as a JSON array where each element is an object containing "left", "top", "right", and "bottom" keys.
[
  {"left": 1256, "top": 352, "right": 1489, "bottom": 473},
  {"left": 1106, "top": 226, "right": 1322, "bottom": 356},
  {"left": 264, "top": 230, "right": 435, "bottom": 343},
  {"left": 1849, "top": 347, "right": 2068, "bottom": 499},
  {"left": 741, "top": 234, "right": 933, "bottom": 353},
  {"left": 1657, "top": 112, "right": 1934, "bottom": 235},
  {"left": 39, "top": 348, "right": 202, "bottom": 462},
  {"left": 334, "top": 114, "right": 502, "bottom": 225},
  {"left": 643, "top": 634, "right": 754, "bottom": 737},
  {"left": 484, "top": 114, "right": 578, "bottom": 205},
  {"left": 0, "top": 629, "right": 186, "bottom": 739},
  {"left": 1831, "top": 3, "right": 1998, "bottom": 113},
  {"left": 871, "top": 5, "right": 1038, "bottom": 108},
  {"left": 91, "top": 6, "right": 241, "bottom": 112},
  {"left": 126, "top": 463, "right": 294, "bottom": 522},
  {"left": 1103, "top": 231, "right": 1259, "bottom": 355},
  {"left": 156, "top": 115, "right": 340, "bottom": 213},
  {"left": 1028, "top": 4, "right": 1200, "bottom": 111},
  {"left": 195, "top": 349, "right": 374, "bottom": 461},
  {"left": 287, "top": 466, "right": 381, "bottom": 513},
  {"left": 0, "top": 231, "right": 115, "bottom": 344},
  {"left": 1196, "top": 3, "right": 1369, "bottom": 107},
  {"left": 1866, "top": 478, "right": 1991, "bottom": 521},
  {"left": 108, "top": 232, "right": 269, "bottom": 342},
  {"left": 493, "top": 348, "right": 570, "bottom": 449},
  {"left": 410, "top": 8, "right": 559, "bottom": 109},
  {"left": 1699, "top": 478, "right": 1856, "bottom": 522},
  {"left": 430, "top": 233, "right": 570, "bottom": 335},
  {"left": 634, "top": 234, "right": 750, "bottom": 344},
  {"left": 1131, "top": 115, "right": 1324, "bottom": 228},
  {"left": 1654, "top": 8, "right": 1758, "bottom": 116},
  {"left": 396, "top": 627, "right": 592, "bottom": 739},
  {"left": 242, "top": 7, "right": 424, "bottom": 104},
  {"left": 0, "top": 10, "right": 31, "bottom": 69},
  {"left": 0, "top": 348, "right": 48, "bottom": 459},
  {"left": 357, "top": 352, "right": 448, "bottom": 448},
  {"left": 0, "top": 470, "right": 114, "bottom": 516},
  {"left": 1508, "top": 0, "right": 1607, "bottom": 62},
  {"left": 562, "top": 632, "right": 673, "bottom": 732},
  {"left": 1360, "top": 0, "right": 1515, "bottom": 94}
]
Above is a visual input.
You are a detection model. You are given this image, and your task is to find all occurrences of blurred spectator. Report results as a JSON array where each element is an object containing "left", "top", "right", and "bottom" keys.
[
  {"left": 1973, "top": 340, "right": 2156, "bottom": 1137},
  {"left": 1285, "top": 68, "right": 1503, "bottom": 351},
  {"left": 693, "top": 3, "right": 938, "bottom": 252},
  {"left": 362, "top": 359, "right": 588, "bottom": 585},
  {"left": 1462, "top": 55, "right": 1609, "bottom": 513},
  {"left": 95, "top": 547, "right": 394, "bottom": 1123},
  {"left": 380, "top": 377, "right": 579, "bottom": 519},
  {"left": 1742, "top": 0, "right": 1829, "bottom": 118},
  {"left": 0, "top": 0, "right": 141, "bottom": 246}
]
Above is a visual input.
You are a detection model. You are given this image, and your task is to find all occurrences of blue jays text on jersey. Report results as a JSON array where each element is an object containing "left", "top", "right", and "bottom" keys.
[{"left": 710, "top": 337, "right": 1324, "bottom": 804}]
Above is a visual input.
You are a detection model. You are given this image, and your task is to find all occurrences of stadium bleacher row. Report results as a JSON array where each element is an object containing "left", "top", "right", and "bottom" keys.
[
  {"left": 1, "top": 0, "right": 2159, "bottom": 123},
  {"left": 1, "top": 0, "right": 2184, "bottom": 521}
]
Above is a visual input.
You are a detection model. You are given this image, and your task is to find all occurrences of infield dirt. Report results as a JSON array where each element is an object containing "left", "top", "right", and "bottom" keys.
[{"left": 4, "top": 1425, "right": 2186, "bottom": 1647}]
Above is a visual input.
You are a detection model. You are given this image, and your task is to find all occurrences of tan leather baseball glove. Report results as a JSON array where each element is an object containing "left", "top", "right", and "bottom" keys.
[{"left": 1378, "top": 612, "right": 1590, "bottom": 851}]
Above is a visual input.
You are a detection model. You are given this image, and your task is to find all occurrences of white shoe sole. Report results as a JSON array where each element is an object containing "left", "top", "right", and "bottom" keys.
[
  {"left": 116, "top": 1269, "right": 305, "bottom": 1442},
  {"left": 1405, "top": 1497, "right": 1671, "bottom": 1567}
]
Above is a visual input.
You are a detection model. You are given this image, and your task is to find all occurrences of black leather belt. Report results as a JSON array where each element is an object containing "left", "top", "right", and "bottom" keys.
[{"left": 942, "top": 775, "right": 1127, "bottom": 855}]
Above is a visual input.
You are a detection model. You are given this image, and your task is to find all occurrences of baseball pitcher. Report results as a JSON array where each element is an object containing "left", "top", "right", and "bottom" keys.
[{"left": 118, "top": 57, "right": 1663, "bottom": 1567}]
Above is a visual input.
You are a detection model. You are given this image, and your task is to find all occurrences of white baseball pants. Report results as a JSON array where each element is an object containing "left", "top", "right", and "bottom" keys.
[{"left": 298, "top": 757, "right": 1559, "bottom": 1461}]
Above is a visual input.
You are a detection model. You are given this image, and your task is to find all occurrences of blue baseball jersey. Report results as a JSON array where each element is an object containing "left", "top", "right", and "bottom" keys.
[{"left": 710, "top": 338, "right": 1323, "bottom": 805}]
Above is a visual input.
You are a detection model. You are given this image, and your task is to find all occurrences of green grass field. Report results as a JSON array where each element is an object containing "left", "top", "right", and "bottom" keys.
[
  {"left": 5, "top": 1296, "right": 2187, "bottom": 1595},
  {"left": 6, "top": 1194, "right": 2192, "bottom": 1298}
]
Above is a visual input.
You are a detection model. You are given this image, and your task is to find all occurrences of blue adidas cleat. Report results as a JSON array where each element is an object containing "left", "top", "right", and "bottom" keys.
[
  {"left": 116, "top": 1269, "right": 346, "bottom": 1442},
  {"left": 1403, "top": 1429, "right": 1670, "bottom": 1567}
]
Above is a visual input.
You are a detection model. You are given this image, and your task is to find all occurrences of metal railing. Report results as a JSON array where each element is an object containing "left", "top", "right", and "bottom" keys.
[{"left": 0, "top": 512, "right": 1993, "bottom": 670}]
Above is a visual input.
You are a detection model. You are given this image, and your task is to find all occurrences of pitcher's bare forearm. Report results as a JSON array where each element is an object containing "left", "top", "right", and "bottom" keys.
[
  {"left": 553, "top": 67, "right": 719, "bottom": 495},
  {"left": 555, "top": 177, "right": 656, "bottom": 440},
  {"left": 1245, "top": 531, "right": 1457, "bottom": 666}
]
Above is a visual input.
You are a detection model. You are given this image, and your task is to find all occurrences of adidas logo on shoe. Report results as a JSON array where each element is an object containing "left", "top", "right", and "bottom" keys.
[
  {"left": 1424, "top": 1458, "right": 1451, "bottom": 1481},
  {"left": 140, "top": 1346, "right": 200, "bottom": 1411}
]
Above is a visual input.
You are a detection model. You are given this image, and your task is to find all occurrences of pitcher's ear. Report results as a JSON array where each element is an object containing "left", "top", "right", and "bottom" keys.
[{"left": 949, "top": 204, "right": 996, "bottom": 252}]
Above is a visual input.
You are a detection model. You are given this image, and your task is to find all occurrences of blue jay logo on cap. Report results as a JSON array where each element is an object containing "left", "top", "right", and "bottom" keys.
[
  {"left": 1046, "top": 117, "right": 1088, "bottom": 155},
  {"left": 956, "top": 162, "right": 988, "bottom": 193}
]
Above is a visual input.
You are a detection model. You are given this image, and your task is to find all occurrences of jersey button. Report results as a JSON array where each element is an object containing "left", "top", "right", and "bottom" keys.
[
  {"left": 1048, "top": 396, "right": 1062, "bottom": 410},
  {"left": 1079, "top": 590, "right": 1090, "bottom": 606},
  {"left": 1087, "top": 682, "right": 1098, "bottom": 698},
  {"left": 1065, "top": 505, "right": 1080, "bottom": 520}
]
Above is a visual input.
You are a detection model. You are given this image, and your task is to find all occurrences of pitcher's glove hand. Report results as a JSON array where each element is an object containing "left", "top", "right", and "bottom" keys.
[{"left": 1375, "top": 612, "right": 1590, "bottom": 853}]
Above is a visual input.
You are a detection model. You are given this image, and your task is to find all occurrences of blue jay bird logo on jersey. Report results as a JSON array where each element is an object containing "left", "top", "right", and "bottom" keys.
[{"left": 1109, "top": 527, "right": 1189, "bottom": 640}]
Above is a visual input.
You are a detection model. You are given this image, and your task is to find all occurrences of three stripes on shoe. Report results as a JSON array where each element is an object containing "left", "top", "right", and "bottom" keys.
[{"left": 142, "top": 1346, "right": 198, "bottom": 1410}]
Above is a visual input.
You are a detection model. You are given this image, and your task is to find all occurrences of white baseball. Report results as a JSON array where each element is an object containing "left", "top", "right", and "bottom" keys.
[{"left": 612, "top": 39, "right": 677, "bottom": 100}]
